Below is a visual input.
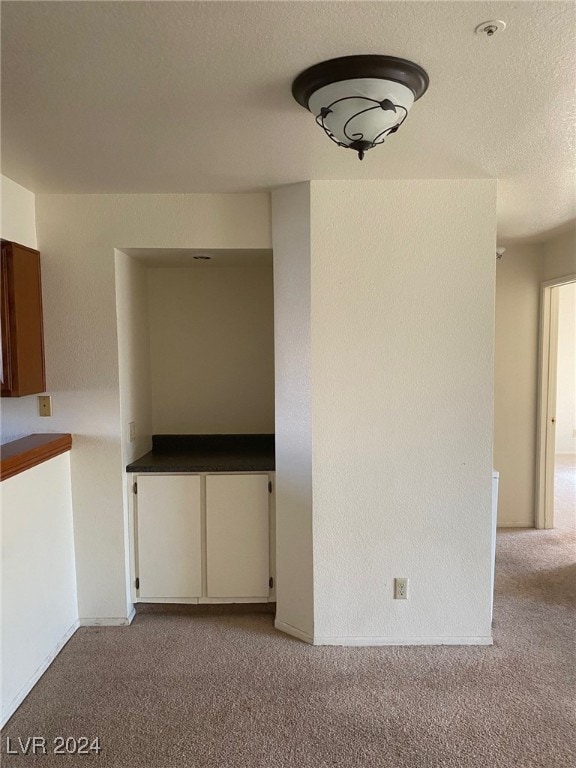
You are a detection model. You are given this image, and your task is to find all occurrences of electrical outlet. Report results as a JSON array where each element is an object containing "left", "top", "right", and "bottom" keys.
[
  {"left": 38, "top": 395, "right": 52, "bottom": 417},
  {"left": 573, "top": 429, "right": 576, "bottom": 438},
  {"left": 394, "top": 578, "right": 409, "bottom": 600},
  {"left": 129, "top": 421, "right": 136, "bottom": 442}
]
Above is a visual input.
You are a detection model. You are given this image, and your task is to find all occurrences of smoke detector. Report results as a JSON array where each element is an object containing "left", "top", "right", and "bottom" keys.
[{"left": 475, "top": 20, "right": 507, "bottom": 38}]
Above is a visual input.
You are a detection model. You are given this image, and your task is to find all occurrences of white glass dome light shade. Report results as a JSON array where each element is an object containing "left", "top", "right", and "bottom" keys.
[
  {"left": 308, "top": 78, "right": 415, "bottom": 150},
  {"left": 292, "top": 55, "right": 429, "bottom": 160}
]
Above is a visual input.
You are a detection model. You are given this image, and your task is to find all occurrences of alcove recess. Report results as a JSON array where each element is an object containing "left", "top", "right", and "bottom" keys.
[{"left": 114, "top": 248, "right": 275, "bottom": 464}]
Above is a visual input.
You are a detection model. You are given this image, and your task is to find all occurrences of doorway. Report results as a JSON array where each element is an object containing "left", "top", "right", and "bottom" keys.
[{"left": 536, "top": 277, "right": 576, "bottom": 529}]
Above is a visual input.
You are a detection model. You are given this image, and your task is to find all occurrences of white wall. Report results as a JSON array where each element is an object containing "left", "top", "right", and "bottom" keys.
[
  {"left": 311, "top": 180, "right": 496, "bottom": 644},
  {"left": 0, "top": 177, "right": 77, "bottom": 725},
  {"left": 3, "top": 193, "right": 271, "bottom": 622},
  {"left": 542, "top": 225, "right": 576, "bottom": 282},
  {"left": 114, "top": 251, "right": 155, "bottom": 612},
  {"left": 272, "top": 183, "right": 314, "bottom": 640},
  {"left": 494, "top": 244, "right": 543, "bottom": 526},
  {"left": 1, "top": 453, "right": 78, "bottom": 725},
  {"left": 556, "top": 282, "right": 576, "bottom": 453},
  {"left": 0, "top": 175, "right": 37, "bottom": 250},
  {"left": 115, "top": 251, "right": 153, "bottom": 466},
  {"left": 148, "top": 265, "right": 274, "bottom": 434},
  {"left": 273, "top": 179, "right": 496, "bottom": 645}
]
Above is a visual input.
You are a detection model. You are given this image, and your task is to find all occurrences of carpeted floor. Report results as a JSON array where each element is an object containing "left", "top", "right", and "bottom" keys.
[{"left": 2, "top": 474, "right": 575, "bottom": 767}]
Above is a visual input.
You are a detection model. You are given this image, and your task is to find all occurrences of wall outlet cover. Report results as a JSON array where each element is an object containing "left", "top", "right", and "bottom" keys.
[
  {"left": 394, "top": 577, "right": 409, "bottom": 599},
  {"left": 38, "top": 395, "right": 52, "bottom": 417}
]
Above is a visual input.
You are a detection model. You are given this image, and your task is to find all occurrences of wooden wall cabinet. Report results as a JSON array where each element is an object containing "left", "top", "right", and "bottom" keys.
[{"left": 1, "top": 240, "right": 46, "bottom": 397}]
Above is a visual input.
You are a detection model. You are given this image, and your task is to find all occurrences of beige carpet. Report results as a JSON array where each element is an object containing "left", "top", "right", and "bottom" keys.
[{"left": 2, "top": 511, "right": 575, "bottom": 766}]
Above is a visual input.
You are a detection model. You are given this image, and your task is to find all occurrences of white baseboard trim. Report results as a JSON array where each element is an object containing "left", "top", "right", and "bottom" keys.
[
  {"left": 275, "top": 619, "right": 313, "bottom": 644},
  {"left": 1, "top": 619, "right": 80, "bottom": 729},
  {"left": 275, "top": 621, "right": 492, "bottom": 647},
  {"left": 312, "top": 635, "right": 494, "bottom": 647},
  {"left": 497, "top": 522, "right": 534, "bottom": 529},
  {"left": 79, "top": 607, "right": 135, "bottom": 627}
]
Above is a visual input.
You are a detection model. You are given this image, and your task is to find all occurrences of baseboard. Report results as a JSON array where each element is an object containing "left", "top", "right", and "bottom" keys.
[
  {"left": 497, "top": 522, "right": 534, "bottom": 528},
  {"left": 1, "top": 619, "right": 79, "bottom": 729},
  {"left": 79, "top": 607, "right": 135, "bottom": 627},
  {"left": 312, "top": 635, "right": 494, "bottom": 647},
  {"left": 274, "top": 621, "right": 492, "bottom": 646},
  {"left": 274, "top": 619, "right": 313, "bottom": 644}
]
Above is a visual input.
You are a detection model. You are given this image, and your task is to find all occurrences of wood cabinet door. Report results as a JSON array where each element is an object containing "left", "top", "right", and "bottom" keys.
[
  {"left": 1, "top": 240, "right": 46, "bottom": 397},
  {"left": 206, "top": 474, "right": 269, "bottom": 598},
  {"left": 136, "top": 475, "right": 202, "bottom": 599}
]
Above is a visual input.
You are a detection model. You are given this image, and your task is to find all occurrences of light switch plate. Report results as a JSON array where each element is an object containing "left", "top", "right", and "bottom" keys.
[
  {"left": 129, "top": 421, "right": 136, "bottom": 442},
  {"left": 38, "top": 395, "right": 52, "bottom": 417}
]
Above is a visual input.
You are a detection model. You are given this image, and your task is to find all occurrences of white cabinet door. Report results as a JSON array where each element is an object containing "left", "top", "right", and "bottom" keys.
[
  {"left": 136, "top": 475, "right": 202, "bottom": 599},
  {"left": 206, "top": 474, "right": 269, "bottom": 598}
]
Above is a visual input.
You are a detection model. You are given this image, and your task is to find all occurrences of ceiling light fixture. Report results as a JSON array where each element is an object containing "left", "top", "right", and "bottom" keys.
[{"left": 292, "top": 55, "right": 429, "bottom": 160}]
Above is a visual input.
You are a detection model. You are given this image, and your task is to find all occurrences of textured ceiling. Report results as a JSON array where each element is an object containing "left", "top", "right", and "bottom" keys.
[{"left": 2, "top": 1, "right": 575, "bottom": 240}]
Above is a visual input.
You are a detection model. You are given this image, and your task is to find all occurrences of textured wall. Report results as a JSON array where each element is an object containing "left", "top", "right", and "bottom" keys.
[
  {"left": 272, "top": 180, "right": 496, "bottom": 645},
  {"left": 115, "top": 251, "right": 153, "bottom": 466},
  {"left": 147, "top": 265, "right": 274, "bottom": 434},
  {"left": 542, "top": 225, "right": 576, "bottom": 282},
  {"left": 3, "top": 193, "right": 271, "bottom": 621},
  {"left": 309, "top": 180, "right": 496, "bottom": 643},
  {"left": 1, "top": 453, "right": 77, "bottom": 724},
  {"left": 0, "top": 175, "right": 37, "bottom": 251},
  {"left": 556, "top": 282, "right": 576, "bottom": 453},
  {"left": 114, "top": 251, "right": 155, "bottom": 612},
  {"left": 271, "top": 183, "right": 314, "bottom": 640},
  {"left": 494, "top": 243, "right": 543, "bottom": 526}
]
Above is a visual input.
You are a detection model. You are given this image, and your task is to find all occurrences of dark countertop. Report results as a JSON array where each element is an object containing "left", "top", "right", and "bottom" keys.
[{"left": 126, "top": 434, "right": 275, "bottom": 473}]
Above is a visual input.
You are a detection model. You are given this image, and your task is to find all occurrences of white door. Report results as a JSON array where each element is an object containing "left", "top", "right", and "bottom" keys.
[
  {"left": 206, "top": 474, "right": 269, "bottom": 598},
  {"left": 136, "top": 475, "right": 202, "bottom": 599}
]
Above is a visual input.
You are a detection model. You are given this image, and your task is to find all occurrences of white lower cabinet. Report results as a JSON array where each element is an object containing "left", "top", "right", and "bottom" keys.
[
  {"left": 133, "top": 472, "right": 272, "bottom": 603},
  {"left": 136, "top": 475, "right": 202, "bottom": 599},
  {"left": 206, "top": 474, "right": 270, "bottom": 598}
]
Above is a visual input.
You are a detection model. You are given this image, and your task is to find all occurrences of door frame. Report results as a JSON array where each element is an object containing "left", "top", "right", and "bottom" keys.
[{"left": 535, "top": 273, "right": 576, "bottom": 528}]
